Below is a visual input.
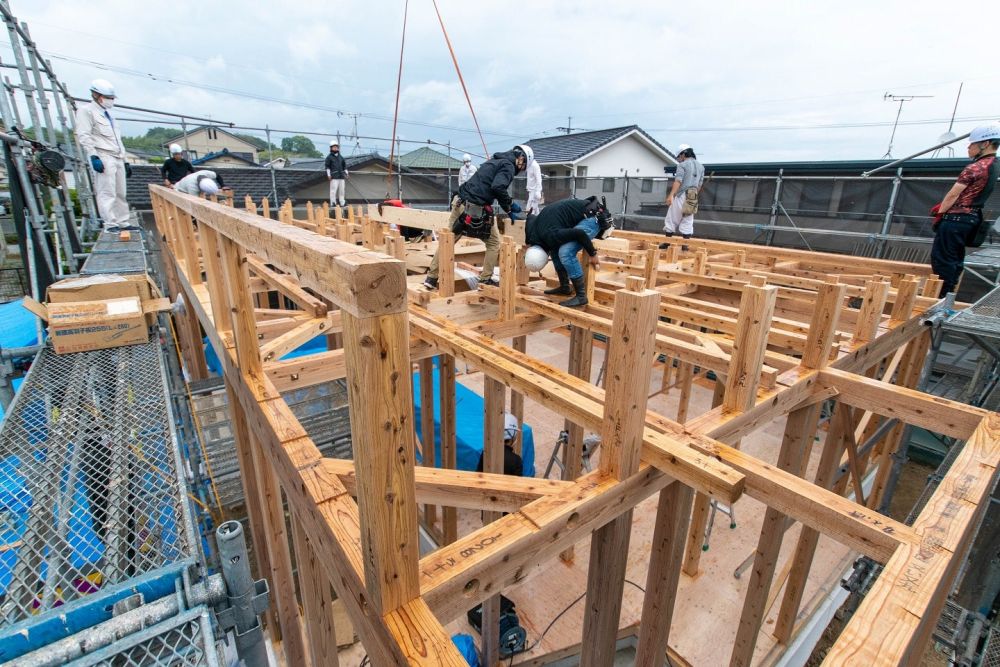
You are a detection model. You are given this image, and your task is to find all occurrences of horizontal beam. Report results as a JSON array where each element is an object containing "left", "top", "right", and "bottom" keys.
[
  {"left": 818, "top": 368, "right": 986, "bottom": 441},
  {"left": 246, "top": 255, "right": 328, "bottom": 317},
  {"left": 153, "top": 185, "right": 407, "bottom": 317}
]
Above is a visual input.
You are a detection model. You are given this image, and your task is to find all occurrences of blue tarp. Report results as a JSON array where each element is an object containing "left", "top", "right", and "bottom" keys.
[
  {"left": 0, "top": 299, "right": 40, "bottom": 349},
  {"left": 414, "top": 359, "right": 535, "bottom": 477}
]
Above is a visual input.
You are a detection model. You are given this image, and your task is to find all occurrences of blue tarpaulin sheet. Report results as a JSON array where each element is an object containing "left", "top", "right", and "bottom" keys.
[
  {"left": 0, "top": 299, "right": 40, "bottom": 349},
  {"left": 414, "top": 359, "right": 535, "bottom": 477}
]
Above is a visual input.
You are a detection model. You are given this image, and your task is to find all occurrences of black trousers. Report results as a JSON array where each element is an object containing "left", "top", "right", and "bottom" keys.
[{"left": 930, "top": 214, "right": 978, "bottom": 295}]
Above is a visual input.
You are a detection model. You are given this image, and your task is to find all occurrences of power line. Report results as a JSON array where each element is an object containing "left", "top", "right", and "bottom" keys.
[{"left": 643, "top": 114, "right": 997, "bottom": 133}]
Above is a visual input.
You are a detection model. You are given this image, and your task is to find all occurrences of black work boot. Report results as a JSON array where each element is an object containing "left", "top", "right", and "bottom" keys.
[
  {"left": 559, "top": 277, "right": 588, "bottom": 308},
  {"left": 544, "top": 268, "right": 572, "bottom": 295}
]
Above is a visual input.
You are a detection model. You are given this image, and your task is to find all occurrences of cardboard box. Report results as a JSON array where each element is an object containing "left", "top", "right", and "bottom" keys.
[
  {"left": 46, "top": 274, "right": 161, "bottom": 325},
  {"left": 22, "top": 297, "right": 149, "bottom": 354}
]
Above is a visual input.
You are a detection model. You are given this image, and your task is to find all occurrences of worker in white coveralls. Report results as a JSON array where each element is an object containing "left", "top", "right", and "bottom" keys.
[
  {"left": 325, "top": 140, "right": 349, "bottom": 207},
  {"left": 76, "top": 79, "right": 131, "bottom": 230},
  {"left": 458, "top": 153, "right": 477, "bottom": 186},
  {"left": 524, "top": 145, "right": 543, "bottom": 215},
  {"left": 174, "top": 170, "right": 221, "bottom": 197}
]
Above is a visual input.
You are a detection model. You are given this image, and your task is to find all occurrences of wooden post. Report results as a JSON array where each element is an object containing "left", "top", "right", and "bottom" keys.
[
  {"left": 693, "top": 249, "right": 707, "bottom": 275},
  {"left": 516, "top": 244, "right": 529, "bottom": 284},
  {"left": 722, "top": 275, "right": 778, "bottom": 414},
  {"left": 584, "top": 255, "right": 597, "bottom": 304},
  {"left": 733, "top": 250, "right": 746, "bottom": 268},
  {"left": 481, "top": 376, "right": 506, "bottom": 667},
  {"left": 341, "top": 307, "right": 421, "bottom": 614},
  {"left": 559, "top": 324, "right": 594, "bottom": 563},
  {"left": 643, "top": 247, "right": 658, "bottom": 288},
  {"left": 510, "top": 336, "right": 527, "bottom": 452},
  {"left": 500, "top": 235, "right": 516, "bottom": 320},
  {"left": 580, "top": 278, "right": 660, "bottom": 666},
  {"left": 292, "top": 514, "right": 339, "bottom": 667},
  {"left": 634, "top": 482, "right": 694, "bottom": 666},
  {"left": 261, "top": 197, "right": 270, "bottom": 219},
  {"left": 419, "top": 357, "right": 437, "bottom": 530},
  {"left": 438, "top": 229, "right": 455, "bottom": 298},
  {"left": 681, "top": 380, "right": 725, "bottom": 577},
  {"left": 439, "top": 354, "right": 458, "bottom": 545},
  {"left": 852, "top": 279, "right": 890, "bottom": 344},
  {"left": 728, "top": 280, "right": 844, "bottom": 667},
  {"left": 675, "top": 362, "right": 694, "bottom": 423}
]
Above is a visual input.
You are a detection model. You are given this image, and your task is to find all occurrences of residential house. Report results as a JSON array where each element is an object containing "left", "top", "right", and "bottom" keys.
[
  {"left": 193, "top": 148, "right": 260, "bottom": 168},
  {"left": 395, "top": 146, "right": 464, "bottom": 173},
  {"left": 163, "top": 125, "right": 260, "bottom": 163},
  {"left": 523, "top": 125, "right": 676, "bottom": 202}
]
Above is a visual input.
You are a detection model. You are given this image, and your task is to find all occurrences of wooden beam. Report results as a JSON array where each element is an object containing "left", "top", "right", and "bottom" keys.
[
  {"left": 246, "top": 255, "right": 328, "bottom": 317},
  {"left": 439, "top": 354, "right": 458, "bottom": 544},
  {"left": 418, "top": 357, "right": 437, "bottom": 530},
  {"left": 561, "top": 325, "right": 594, "bottom": 563}
]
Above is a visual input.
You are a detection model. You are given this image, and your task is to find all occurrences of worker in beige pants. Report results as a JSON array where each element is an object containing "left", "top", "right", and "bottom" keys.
[{"left": 426, "top": 195, "right": 501, "bottom": 283}]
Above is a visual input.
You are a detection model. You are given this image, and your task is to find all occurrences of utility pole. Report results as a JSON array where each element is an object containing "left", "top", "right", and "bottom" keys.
[
  {"left": 557, "top": 117, "right": 573, "bottom": 135},
  {"left": 882, "top": 92, "right": 932, "bottom": 158}
]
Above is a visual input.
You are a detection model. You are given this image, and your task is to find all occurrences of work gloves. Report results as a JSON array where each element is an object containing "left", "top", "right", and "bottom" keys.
[
  {"left": 508, "top": 201, "right": 522, "bottom": 221},
  {"left": 90, "top": 155, "right": 104, "bottom": 173}
]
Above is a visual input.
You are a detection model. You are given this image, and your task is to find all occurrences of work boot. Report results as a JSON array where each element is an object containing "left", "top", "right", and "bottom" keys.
[
  {"left": 423, "top": 275, "right": 439, "bottom": 290},
  {"left": 559, "top": 277, "right": 588, "bottom": 308},
  {"left": 544, "top": 268, "right": 572, "bottom": 295}
]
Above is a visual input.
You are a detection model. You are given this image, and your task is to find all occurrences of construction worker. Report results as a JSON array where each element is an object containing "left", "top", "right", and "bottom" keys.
[
  {"left": 325, "top": 140, "right": 349, "bottom": 207},
  {"left": 475, "top": 413, "right": 524, "bottom": 477},
  {"left": 174, "top": 169, "right": 222, "bottom": 197},
  {"left": 524, "top": 196, "right": 612, "bottom": 307},
  {"left": 458, "top": 153, "right": 477, "bottom": 186},
  {"left": 161, "top": 143, "right": 194, "bottom": 186},
  {"left": 76, "top": 78, "right": 130, "bottom": 230},
  {"left": 423, "top": 145, "right": 527, "bottom": 290},
  {"left": 930, "top": 125, "right": 1000, "bottom": 296},
  {"left": 524, "top": 145, "right": 543, "bottom": 215},
  {"left": 661, "top": 143, "right": 705, "bottom": 248}
]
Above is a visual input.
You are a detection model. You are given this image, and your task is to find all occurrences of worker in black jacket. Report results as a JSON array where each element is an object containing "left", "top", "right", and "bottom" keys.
[
  {"left": 525, "top": 196, "right": 611, "bottom": 307},
  {"left": 161, "top": 143, "right": 195, "bottom": 185},
  {"left": 325, "top": 140, "right": 349, "bottom": 207},
  {"left": 424, "top": 146, "right": 527, "bottom": 290}
]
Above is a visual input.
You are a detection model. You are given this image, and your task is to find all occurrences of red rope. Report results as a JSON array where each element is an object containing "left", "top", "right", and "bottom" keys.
[
  {"left": 430, "top": 0, "right": 489, "bottom": 157},
  {"left": 387, "top": 0, "right": 409, "bottom": 198}
]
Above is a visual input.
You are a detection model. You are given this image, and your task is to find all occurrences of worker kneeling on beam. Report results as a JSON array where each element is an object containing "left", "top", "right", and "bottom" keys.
[
  {"left": 174, "top": 169, "right": 224, "bottom": 197},
  {"left": 525, "top": 196, "right": 614, "bottom": 307}
]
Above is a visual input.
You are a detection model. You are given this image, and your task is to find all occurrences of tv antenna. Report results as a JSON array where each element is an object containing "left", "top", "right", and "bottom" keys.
[
  {"left": 882, "top": 92, "right": 933, "bottom": 158},
  {"left": 932, "top": 83, "right": 963, "bottom": 158}
]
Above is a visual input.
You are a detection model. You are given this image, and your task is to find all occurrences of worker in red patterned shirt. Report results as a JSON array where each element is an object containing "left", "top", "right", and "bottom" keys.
[{"left": 930, "top": 125, "right": 1000, "bottom": 295}]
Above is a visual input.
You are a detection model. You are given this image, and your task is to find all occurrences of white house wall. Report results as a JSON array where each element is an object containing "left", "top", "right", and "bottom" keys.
[{"left": 576, "top": 134, "right": 672, "bottom": 177}]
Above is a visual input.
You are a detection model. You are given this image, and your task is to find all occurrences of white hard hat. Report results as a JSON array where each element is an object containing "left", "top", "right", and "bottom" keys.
[
  {"left": 90, "top": 78, "right": 116, "bottom": 98},
  {"left": 198, "top": 178, "right": 220, "bottom": 195},
  {"left": 503, "top": 413, "right": 519, "bottom": 441},
  {"left": 969, "top": 125, "right": 1000, "bottom": 143},
  {"left": 515, "top": 144, "right": 534, "bottom": 164},
  {"left": 169, "top": 143, "right": 183, "bottom": 155},
  {"left": 330, "top": 139, "right": 340, "bottom": 146},
  {"left": 677, "top": 143, "right": 691, "bottom": 154},
  {"left": 524, "top": 245, "right": 549, "bottom": 272},
  {"left": 462, "top": 153, "right": 472, "bottom": 163}
]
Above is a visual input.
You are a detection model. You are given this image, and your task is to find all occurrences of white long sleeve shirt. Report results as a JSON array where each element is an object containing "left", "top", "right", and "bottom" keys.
[
  {"left": 526, "top": 160, "right": 543, "bottom": 212},
  {"left": 458, "top": 162, "right": 477, "bottom": 186},
  {"left": 75, "top": 100, "right": 126, "bottom": 159}
]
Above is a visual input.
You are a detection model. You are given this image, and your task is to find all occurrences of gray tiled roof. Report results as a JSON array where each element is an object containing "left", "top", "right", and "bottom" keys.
[
  {"left": 396, "top": 147, "right": 463, "bottom": 170},
  {"left": 525, "top": 125, "right": 674, "bottom": 164},
  {"left": 126, "top": 165, "right": 325, "bottom": 209}
]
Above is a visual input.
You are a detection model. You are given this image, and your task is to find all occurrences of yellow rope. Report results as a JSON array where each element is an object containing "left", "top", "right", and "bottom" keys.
[{"left": 166, "top": 314, "right": 226, "bottom": 522}]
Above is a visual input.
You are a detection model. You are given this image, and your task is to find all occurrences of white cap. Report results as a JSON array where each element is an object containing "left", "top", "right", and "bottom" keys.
[
  {"left": 90, "top": 78, "right": 115, "bottom": 98},
  {"left": 330, "top": 139, "right": 340, "bottom": 147},
  {"left": 515, "top": 144, "right": 534, "bottom": 164},
  {"left": 677, "top": 143, "right": 691, "bottom": 154},
  {"left": 503, "top": 413, "right": 519, "bottom": 441},
  {"left": 462, "top": 153, "right": 472, "bottom": 162},
  {"left": 169, "top": 143, "right": 183, "bottom": 155}
]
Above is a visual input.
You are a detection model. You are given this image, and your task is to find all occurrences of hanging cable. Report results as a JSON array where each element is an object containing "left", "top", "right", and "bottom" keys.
[
  {"left": 386, "top": 0, "right": 409, "bottom": 199},
  {"left": 430, "top": 0, "right": 489, "bottom": 157}
]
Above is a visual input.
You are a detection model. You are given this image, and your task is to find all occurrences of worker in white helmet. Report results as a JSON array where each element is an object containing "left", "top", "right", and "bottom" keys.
[
  {"left": 522, "top": 144, "right": 543, "bottom": 216},
  {"left": 325, "top": 140, "right": 349, "bottom": 207},
  {"left": 929, "top": 125, "right": 1000, "bottom": 294},
  {"left": 661, "top": 143, "right": 704, "bottom": 248},
  {"left": 161, "top": 143, "right": 195, "bottom": 186},
  {"left": 174, "top": 170, "right": 222, "bottom": 197},
  {"left": 458, "top": 153, "right": 477, "bottom": 186},
  {"left": 75, "top": 78, "right": 130, "bottom": 230}
]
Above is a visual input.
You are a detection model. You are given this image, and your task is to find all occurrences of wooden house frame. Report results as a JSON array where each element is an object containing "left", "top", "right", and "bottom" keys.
[{"left": 149, "top": 185, "right": 999, "bottom": 667}]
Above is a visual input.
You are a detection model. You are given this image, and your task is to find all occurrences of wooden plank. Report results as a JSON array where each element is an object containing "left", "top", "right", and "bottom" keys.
[
  {"left": 341, "top": 309, "right": 421, "bottom": 614},
  {"left": 635, "top": 482, "right": 694, "bottom": 666},
  {"left": 246, "top": 255, "right": 328, "bottom": 317},
  {"left": 154, "top": 185, "right": 406, "bottom": 318},
  {"left": 259, "top": 317, "right": 333, "bottom": 363},
  {"left": 824, "top": 413, "right": 999, "bottom": 666}
]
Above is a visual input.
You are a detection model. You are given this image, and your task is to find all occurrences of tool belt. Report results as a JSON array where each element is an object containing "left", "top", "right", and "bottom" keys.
[
  {"left": 452, "top": 201, "right": 494, "bottom": 240},
  {"left": 681, "top": 187, "right": 700, "bottom": 216}
]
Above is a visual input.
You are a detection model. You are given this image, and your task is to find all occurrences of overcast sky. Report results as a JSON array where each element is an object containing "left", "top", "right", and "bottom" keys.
[{"left": 9, "top": 0, "right": 1000, "bottom": 164}]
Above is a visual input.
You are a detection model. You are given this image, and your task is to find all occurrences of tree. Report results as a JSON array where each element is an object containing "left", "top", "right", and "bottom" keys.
[
  {"left": 233, "top": 132, "right": 274, "bottom": 151},
  {"left": 280, "top": 135, "right": 321, "bottom": 157}
]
